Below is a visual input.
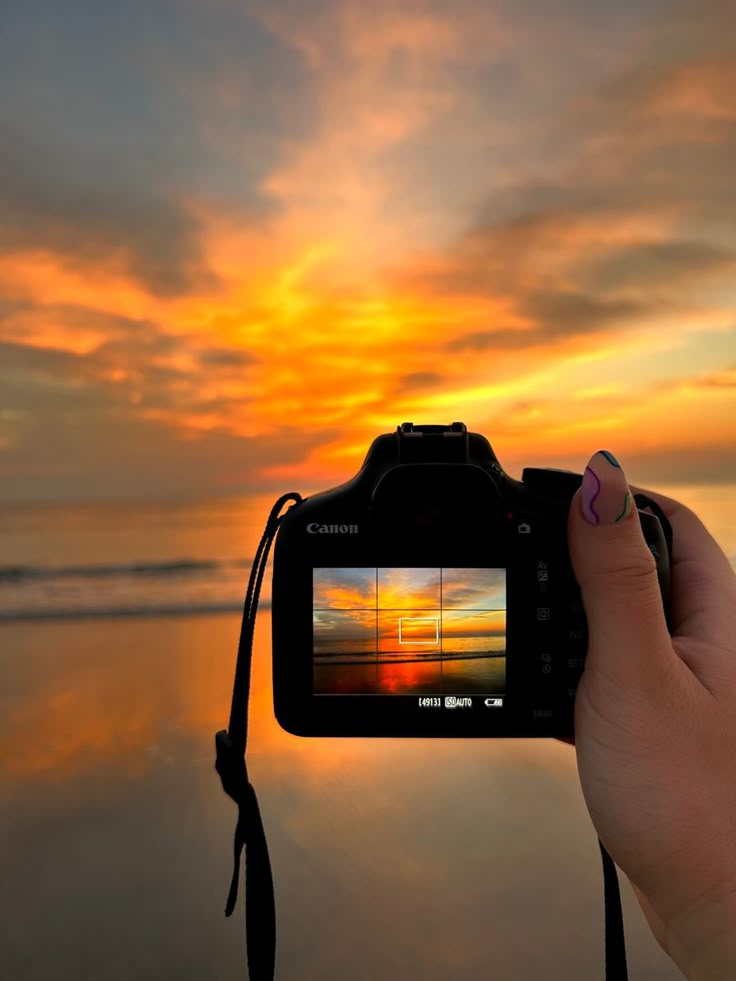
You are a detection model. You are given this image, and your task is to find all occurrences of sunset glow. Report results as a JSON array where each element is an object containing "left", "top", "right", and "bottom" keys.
[{"left": 1, "top": 0, "right": 734, "bottom": 502}]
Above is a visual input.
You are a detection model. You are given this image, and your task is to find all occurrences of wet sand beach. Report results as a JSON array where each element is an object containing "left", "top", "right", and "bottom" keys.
[{"left": 1, "top": 612, "right": 683, "bottom": 979}]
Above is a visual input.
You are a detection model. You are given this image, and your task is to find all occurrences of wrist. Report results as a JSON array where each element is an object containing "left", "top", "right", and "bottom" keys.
[{"left": 662, "top": 882, "right": 736, "bottom": 980}]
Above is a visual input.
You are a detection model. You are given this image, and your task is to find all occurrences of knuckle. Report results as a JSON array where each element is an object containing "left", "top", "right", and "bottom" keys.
[{"left": 588, "top": 550, "right": 659, "bottom": 593}]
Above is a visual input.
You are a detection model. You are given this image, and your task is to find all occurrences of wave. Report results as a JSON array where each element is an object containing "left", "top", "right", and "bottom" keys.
[
  {"left": 0, "top": 557, "right": 251, "bottom": 582},
  {"left": 0, "top": 599, "right": 271, "bottom": 622},
  {"left": 0, "top": 556, "right": 260, "bottom": 622}
]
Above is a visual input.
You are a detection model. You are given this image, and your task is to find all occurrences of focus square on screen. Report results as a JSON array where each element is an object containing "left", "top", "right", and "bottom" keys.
[{"left": 312, "top": 568, "right": 506, "bottom": 696}]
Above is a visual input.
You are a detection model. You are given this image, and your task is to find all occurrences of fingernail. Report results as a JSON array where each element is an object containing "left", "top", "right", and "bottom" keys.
[{"left": 581, "top": 450, "right": 634, "bottom": 526}]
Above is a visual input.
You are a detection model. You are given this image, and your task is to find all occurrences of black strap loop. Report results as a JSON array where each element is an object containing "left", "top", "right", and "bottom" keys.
[
  {"left": 599, "top": 840, "right": 629, "bottom": 979},
  {"left": 227, "top": 493, "right": 303, "bottom": 755},
  {"left": 594, "top": 497, "right": 673, "bottom": 980},
  {"left": 215, "top": 492, "right": 303, "bottom": 981}
]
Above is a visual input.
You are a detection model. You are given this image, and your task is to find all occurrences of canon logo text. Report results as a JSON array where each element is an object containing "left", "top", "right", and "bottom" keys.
[{"left": 306, "top": 522, "right": 359, "bottom": 534}]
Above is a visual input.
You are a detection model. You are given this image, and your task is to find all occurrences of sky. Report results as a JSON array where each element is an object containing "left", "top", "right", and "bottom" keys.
[{"left": 1, "top": 0, "right": 735, "bottom": 502}]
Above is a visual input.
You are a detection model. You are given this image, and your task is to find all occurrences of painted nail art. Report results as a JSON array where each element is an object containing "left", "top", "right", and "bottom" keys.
[{"left": 581, "top": 450, "right": 633, "bottom": 526}]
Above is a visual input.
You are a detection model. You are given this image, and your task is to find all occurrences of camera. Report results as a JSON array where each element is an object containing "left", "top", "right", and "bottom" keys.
[{"left": 271, "top": 422, "right": 672, "bottom": 738}]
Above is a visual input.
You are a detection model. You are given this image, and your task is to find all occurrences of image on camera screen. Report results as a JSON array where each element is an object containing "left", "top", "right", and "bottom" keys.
[{"left": 313, "top": 568, "right": 506, "bottom": 695}]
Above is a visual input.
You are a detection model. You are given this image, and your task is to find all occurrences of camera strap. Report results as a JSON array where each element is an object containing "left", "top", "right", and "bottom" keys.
[
  {"left": 215, "top": 490, "right": 673, "bottom": 980},
  {"left": 215, "top": 491, "right": 303, "bottom": 981}
]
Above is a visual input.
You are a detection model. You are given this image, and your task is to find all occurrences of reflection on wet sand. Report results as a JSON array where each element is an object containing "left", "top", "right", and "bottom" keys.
[{"left": 0, "top": 613, "right": 683, "bottom": 980}]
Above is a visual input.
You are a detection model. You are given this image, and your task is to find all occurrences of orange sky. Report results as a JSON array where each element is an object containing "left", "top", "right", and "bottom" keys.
[{"left": 0, "top": 0, "right": 734, "bottom": 501}]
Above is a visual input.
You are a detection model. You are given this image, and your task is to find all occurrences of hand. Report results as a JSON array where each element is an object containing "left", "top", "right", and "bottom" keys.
[{"left": 563, "top": 450, "right": 736, "bottom": 979}]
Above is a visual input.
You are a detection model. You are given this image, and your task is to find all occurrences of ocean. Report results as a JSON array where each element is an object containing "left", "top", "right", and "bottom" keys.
[
  {"left": 2, "top": 484, "right": 733, "bottom": 623},
  {"left": 0, "top": 495, "right": 276, "bottom": 621},
  {"left": 2, "top": 485, "right": 733, "bottom": 979}
]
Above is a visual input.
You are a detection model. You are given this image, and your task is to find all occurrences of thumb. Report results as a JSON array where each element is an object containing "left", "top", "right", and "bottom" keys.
[{"left": 567, "top": 450, "right": 674, "bottom": 694}]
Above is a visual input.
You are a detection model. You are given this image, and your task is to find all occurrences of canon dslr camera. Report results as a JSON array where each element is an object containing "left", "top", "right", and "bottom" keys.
[{"left": 272, "top": 422, "right": 672, "bottom": 738}]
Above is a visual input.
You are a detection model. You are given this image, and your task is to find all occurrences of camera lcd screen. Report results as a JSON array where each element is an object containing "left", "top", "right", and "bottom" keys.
[{"left": 313, "top": 568, "right": 506, "bottom": 697}]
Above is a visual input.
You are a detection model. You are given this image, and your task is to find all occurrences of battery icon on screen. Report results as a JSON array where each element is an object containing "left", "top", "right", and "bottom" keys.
[{"left": 484, "top": 698, "right": 503, "bottom": 707}]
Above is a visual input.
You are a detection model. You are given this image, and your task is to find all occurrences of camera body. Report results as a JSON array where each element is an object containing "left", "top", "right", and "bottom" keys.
[{"left": 272, "top": 423, "right": 672, "bottom": 738}]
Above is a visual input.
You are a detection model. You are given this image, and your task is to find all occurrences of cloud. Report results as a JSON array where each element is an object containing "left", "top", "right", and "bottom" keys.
[
  {"left": 0, "top": 346, "right": 340, "bottom": 500},
  {"left": 0, "top": 308, "right": 257, "bottom": 430},
  {"left": 654, "top": 364, "right": 736, "bottom": 392},
  {"left": 694, "top": 367, "right": 736, "bottom": 389},
  {"left": 197, "top": 347, "right": 258, "bottom": 368},
  {"left": 521, "top": 290, "right": 648, "bottom": 332},
  {"left": 575, "top": 2, "right": 736, "bottom": 135},
  {"left": 0, "top": 336, "right": 189, "bottom": 420},
  {"left": 441, "top": 290, "right": 651, "bottom": 354},
  {"left": 581, "top": 241, "right": 736, "bottom": 293},
  {"left": 392, "top": 372, "right": 445, "bottom": 394},
  {"left": 0, "top": 126, "right": 219, "bottom": 297},
  {"left": 380, "top": 2, "right": 736, "bottom": 376}
]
